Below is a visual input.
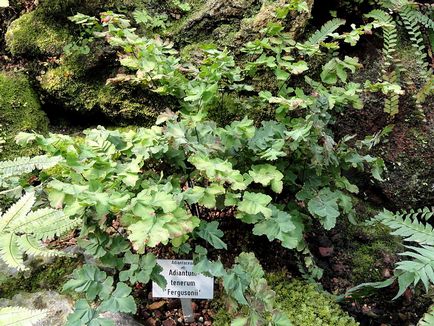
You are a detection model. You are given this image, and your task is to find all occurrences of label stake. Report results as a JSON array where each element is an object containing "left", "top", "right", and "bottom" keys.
[{"left": 181, "top": 298, "right": 194, "bottom": 323}]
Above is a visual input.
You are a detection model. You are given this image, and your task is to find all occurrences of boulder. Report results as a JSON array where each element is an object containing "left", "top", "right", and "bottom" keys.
[
  {"left": 0, "top": 291, "right": 73, "bottom": 326},
  {"left": 0, "top": 71, "right": 48, "bottom": 160}
]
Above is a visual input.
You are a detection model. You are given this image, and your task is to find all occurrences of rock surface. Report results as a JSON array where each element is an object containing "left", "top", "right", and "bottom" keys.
[
  {"left": 0, "top": 290, "right": 145, "bottom": 326},
  {"left": 0, "top": 291, "right": 73, "bottom": 326}
]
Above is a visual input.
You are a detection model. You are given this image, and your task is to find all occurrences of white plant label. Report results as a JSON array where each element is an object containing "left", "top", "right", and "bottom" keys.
[{"left": 152, "top": 259, "right": 214, "bottom": 299}]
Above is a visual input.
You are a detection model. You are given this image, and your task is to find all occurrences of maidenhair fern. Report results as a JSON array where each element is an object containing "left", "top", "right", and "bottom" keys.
[
  {"left": 0, "top": 306, "right": 47, "bottom": 326},
  {"left": 0, "top": 192, "right": 80, "bottom": 270}
]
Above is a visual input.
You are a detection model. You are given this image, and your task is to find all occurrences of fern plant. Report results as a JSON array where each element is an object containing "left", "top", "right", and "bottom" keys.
[
  {"left": 0, "top": 192, "right": 79, "bottom": 270},
  {"left": 0, "top": 306, "right": 47, "bottom": 326},
  {"left": 365, "top": 9, "right": 402, "bottom": 116},
  {"left": 0, "top": 155, "right": 61, "bottom": 180},
  {"left": 418, "top": 305, "right": 434, "bottom": 326},
  {"left": 349, "top": 207, "right": 434, "bottom": 299},
  {"left": 305, "top": 18, "right": 347, "bottom": 45},
  {"left": 366, "top": 1, "right": 434, "bottom": 119}
]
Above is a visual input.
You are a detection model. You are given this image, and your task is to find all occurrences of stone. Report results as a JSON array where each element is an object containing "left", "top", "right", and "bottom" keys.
[
  {"left": 145, "top": 317, "right": 157, "bottom": 326},
  {"left": 162, "top": 318, "right": 176, "bottom": 326},
  {"left": 148, "top": 300, "right": 166, "bottom": 310},
  {"left": 100, "top": 312, "right": 144, "bottom": 326},
  {"left": 0, "top": 291, "right": 73, "bottom": 326}
]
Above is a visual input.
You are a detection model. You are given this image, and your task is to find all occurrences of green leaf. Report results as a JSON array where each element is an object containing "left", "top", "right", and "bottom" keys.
[
  {"left": 196, "top": 221, "right": 227, "bottom": 250},
  {"left": 252, "top": 206, "right": 303, "bottom": 249},
  {"left": 63, "top": 265, "right": 110, "bottom": 301},
  {"left": 231, "top": 317, "right": 248, "bottom": 326},
  {"left": 0, "top": 234, "right": 25, "bottom": 271},
  {"left": 119, "top": 252, "right": 158, "bottom": 284},
  {"left": 223, "top": 267, "right": 249, "bottom": 305},
  {"left": 127, "top": 207, "right": 199, "bottom": 251},
  {"left": 248, "top": 164, "right": 284, "bottom": 194},
  {"left": 66, "top": 300, "right": 113, "bottom": 326},
  {"left": 99, "top": 282, "right": 137, "bottom": 314},
  {"left": 308, "top": 188, "right": 340, "bottom": 230},
  {"left": 0, "top": 306, "right": 47, "bottom": 326},
  {"left": 237, "top": 192, "right": 272, "bottom": 220},
  {"left": 290, "top": 61, "right": 309, "bottom": 74}
]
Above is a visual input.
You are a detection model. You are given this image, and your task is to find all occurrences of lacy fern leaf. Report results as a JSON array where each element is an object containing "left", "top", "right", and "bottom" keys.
[
  {"left": 418, "top": 305, "right": 434, "bottom": 326},
  {"left": 0, "top": 155, "right": 62, "bottom": 180},
  {"left": 365, "top": 10, "right": 403, "bottom": 116},
  {"left": 0, "top": 192, "right": 77, "bottom": 270},
  {"left": 395, "top": 245, "right": 434, "bottom": 298},
  {"left": 373, "top": 207, "right": 434, "bottom": 298},
  {"left": 0, "top": 306, "right": 47, "bottom": 326},
  {"left": 306, "top": 18, "right": 346, "bottom": 45},
  {"left": 10, "top": 208, "right": 80, "bottom": 241},
  {"left": 375, "top": 208, "right": 434, "bottom": 245},
  {"left": 399, "top": 5, "right": 431, "bottom": 80},
  {"left": 0, "top": 233, "right": 25, "bottom": 270}
]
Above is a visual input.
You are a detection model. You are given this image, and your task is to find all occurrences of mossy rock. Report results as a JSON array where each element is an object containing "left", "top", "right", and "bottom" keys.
[
  {"left": 0, "top": 290, "right": 73, "bottom": 326},
  {"left": 0, "top": 257, "right": 79, "bottom": 299},
  {"left": 0, "top": 71, "right": 48, "bottom": 160},
  {"left": 39, "top": 65, "right": 174, "bottom": 123},
  {"left": 5, "top": 10, "right": 71, "bottom": 56},
  {"left": 36, "top": 0, "right": 149, "bottom": 18},
  {"left": 168, "top": 0, "right": 261, "bottom": 45},
  {"left": 350, "top": 237, "right": 400, "bottom": 284},
  {"left": 213, "top": 275, "right": 359, "bottom": 326}
]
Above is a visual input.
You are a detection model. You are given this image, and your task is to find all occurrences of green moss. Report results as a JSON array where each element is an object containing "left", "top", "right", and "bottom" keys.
[
  {"left": 39, "top": 65, "right": 169, "bottom": 123},
  {"left": 213, "top": 274, "right": 359, "bottom": 326},
  {"left": 207, "top": 93, "right": 273, "bottom": 126},
  {"left": 0, "top": 257, "right": 80, "bottom": 299},
  {"left": 0, "top": 71, "right": 48, "bottom": 160},
  {"left": 5, "top": 11, "right": 71, "bottom": 56},
  {"left": 270, "top": 276, "right": 359, "bottom": 326},
  {"left": 36, "top": 0, "right": 149, "bottom": 20},
  {"left": 348, "top": 222, "right": 402, "bottom": 284}
]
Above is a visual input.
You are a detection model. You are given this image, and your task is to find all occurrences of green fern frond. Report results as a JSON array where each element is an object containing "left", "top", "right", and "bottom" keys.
[
  {"left": 399, "top": 5, "right": 431, "bottom": 79},
  {"left": 0, "top": 193, "right": 76, "bottom": 270},
  {"left": 408, "top": 8, "right": 434, "bottom": 31},
  {"left": 416, "top": 76, "right": 434, "bottom": 120},
  {"left": 398, "top": 206, "right": 434, "bottom": 221},
  {"left": 16, "top": 235, "right": 66, "bottom": 258},
  {"left": 374, "top": 208, "right": 434, "bottom": 298},
  {"left": 383, "top": 71, "right": 401, "bottom": 116},
  {"left": 19, "top": 213, "right": 81, "bottom": 241},
  {"left": 9, "top": 208, "right": 72, "bottom": 239},
  {"left": 365, "top": 10, "right": 400, "bottom": 67},
  {"left": 0, "top": 155, "right": 62, "bottom": 179},
  {"left": 365, "top": 9, "right": 395, "bottom": 27},
  {"left": 0, "top": 306, "right": 47, "bottom": 326},
  {"left": 365, "top": 10, "right": 405, "bottom": 116},
  {"left": 395, "top": 245, "right": 434, "bottom": 295},
  {"left": 306, "top": 18, "right": 346, "bottom": 45},
  {"left": 375, "top": 208, "right": 434, "bottom": 245},
  {"left": 0, "top": 192, "right": 34, "bottom": 233},
  {"left": 0, "top": 233, "right": 25, "bottom": 270},
  {"left": 418, "top": 305, "right": 434, "bottom": 326}
]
